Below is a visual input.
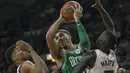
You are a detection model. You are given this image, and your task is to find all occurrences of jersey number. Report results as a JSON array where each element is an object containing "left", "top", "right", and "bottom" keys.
[{"left": 104, "top": 70, "right": 113, "bottom": 73}]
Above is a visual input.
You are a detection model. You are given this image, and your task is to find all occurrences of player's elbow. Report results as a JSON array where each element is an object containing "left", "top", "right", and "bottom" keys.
[
  {"left": 80, "top": 41, "right": 91, "bottom": 49},
  {"left": 46, "top": 32, "right": 54, "bottom": 40},
  {"left": 46, "top": 34, "right": 54, "bottom": 49},
  {"left": 34, "top": 65, "right": 44, "bottom": 73}
]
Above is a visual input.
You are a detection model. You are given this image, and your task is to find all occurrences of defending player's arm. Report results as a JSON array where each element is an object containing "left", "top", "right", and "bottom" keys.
[
  {"left": 72, "top": 56, "right": 91, "bottom": 73},
  {"left": 92, "top": 0, "right": 116, "bottom": 36},
  {"left": 72, "top": 51, "right": 96, "bottom": 73},
  {"left": 46, "top": 9, "right": 64, "bottom": 59},
  {"left": 17, "top": 41, "right": 49, "bottom": 73},
  {"left": 52, "top": 65, "right": 60, "bottom": 73},
  {"left": 72, "top": 3, "right": 91, "bottom": 50}
]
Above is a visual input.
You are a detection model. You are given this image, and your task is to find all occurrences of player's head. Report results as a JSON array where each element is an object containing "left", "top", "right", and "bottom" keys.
[
  {"left": 54, "top": 29, "right": 72, "bottom": 49},
  {"left": 5, "top": 44, "right": 30, "bottom": 65},
  {"left": 96, "top": 31, "right": 116, "bottom": 52}
]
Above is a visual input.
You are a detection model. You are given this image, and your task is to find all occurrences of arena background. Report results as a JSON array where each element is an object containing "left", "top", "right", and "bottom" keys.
[{"left": 0, "top": 0, "right": 130, "bottom": 73}]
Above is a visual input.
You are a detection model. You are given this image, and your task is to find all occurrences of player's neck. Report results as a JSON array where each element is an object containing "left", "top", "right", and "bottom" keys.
[
  {"left": 15, "top": 60, "right": 25, "bottom": 66},
  {"left": 102, "top": 49, "right": 110, "bottom": 55},
  {"left": 66, "top": 43, "right": 74, "bottom": 51}
]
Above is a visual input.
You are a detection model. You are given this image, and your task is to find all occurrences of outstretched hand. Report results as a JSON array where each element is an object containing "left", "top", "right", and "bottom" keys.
[
  {"left": 58, "top": 8, "right": 66, "bottom": 22},
  {"left": 91, "top": 0, "right": 102, "bottom": 8},
  {"left": 58, "top": 8, "right": 72, "bottom": 23},
  {"left": 71, "top": 3, "right": 83, "bottom": 22},
  {"left": 16, "top": 40, "right": 32, "bottom": 52}
]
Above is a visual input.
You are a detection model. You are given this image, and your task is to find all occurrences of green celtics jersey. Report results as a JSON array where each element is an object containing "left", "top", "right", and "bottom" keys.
[{"left": 61, "top": 44, "right": 88, "bottom": 73}]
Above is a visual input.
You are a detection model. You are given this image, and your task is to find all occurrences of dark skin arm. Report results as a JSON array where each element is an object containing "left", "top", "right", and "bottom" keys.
[
  {"left": 72, "top": 50, "right": 97, "bottom": 73},
  {"left": 52, "top": 65, "right": 60, "bottom": 73},
  {"left": 92, "top": 0, "right": 116, "bottom": 37}
]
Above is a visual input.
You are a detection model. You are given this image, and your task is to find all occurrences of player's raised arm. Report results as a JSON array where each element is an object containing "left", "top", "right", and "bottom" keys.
[
  {"left": 16, "top": 41, "right": 49, "bottom": 73},
  {"left": 29, "top": 50, "right": 49, "bottom": 73},
  {"left": 92, "top": 0, "right": 116, "bottom": 36},
  {"left": 46, "top": 9, "right": 65, "bottom": 60},
  {"left": 72, "top": 3, "right": 91, "bottom": 51}
]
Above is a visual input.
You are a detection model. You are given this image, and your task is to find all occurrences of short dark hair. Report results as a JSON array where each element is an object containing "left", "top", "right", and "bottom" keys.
[
  {"left": 5, "top": 45, "right": 16, "bottom": 64},
  {"left": 57, "top": 29, "right": 71, "bottom": 36}
]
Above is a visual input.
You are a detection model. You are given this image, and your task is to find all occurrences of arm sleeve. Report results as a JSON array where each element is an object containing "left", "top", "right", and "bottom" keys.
[{"left": 75, "top": 21, "right": 91, "bottom": 50}]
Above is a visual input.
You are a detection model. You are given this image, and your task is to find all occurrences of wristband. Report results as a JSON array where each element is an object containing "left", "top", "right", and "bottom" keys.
[{"left": 75, "top": 21, "right": 81, "bottom": 26}]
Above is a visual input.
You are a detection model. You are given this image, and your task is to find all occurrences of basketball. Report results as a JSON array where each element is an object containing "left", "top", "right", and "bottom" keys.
[{"left": 62, "top": 1, "right": 81, "bottom": 22}]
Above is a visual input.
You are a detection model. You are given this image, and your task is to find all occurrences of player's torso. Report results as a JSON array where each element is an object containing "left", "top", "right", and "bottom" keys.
[
  {"left": 90, "top": 49, "right": 119, "bottom": 73},
  {"left": 61, "top": 44, "right": 88, "bottom": 73}
]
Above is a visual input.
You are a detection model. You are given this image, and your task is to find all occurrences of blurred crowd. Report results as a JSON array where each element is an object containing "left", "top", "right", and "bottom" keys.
[{"left": 0, "top": 0, "right": 130, "bottom": 73}]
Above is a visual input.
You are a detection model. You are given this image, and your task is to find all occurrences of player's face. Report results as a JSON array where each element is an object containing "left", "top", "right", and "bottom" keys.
[
  {"left": 96, "top": 39, "right": 110, "bottom": 54},
  {"left": 55, "top": 32, "right": 71, "bottom": 48},
  {"left": 14, "top": 47, "right": 30, "bottom": 61}
]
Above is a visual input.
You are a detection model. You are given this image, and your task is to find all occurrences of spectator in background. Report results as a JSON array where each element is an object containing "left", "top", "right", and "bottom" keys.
[
  {"left": 7, "top": 65, "right": 17, "bottom": 73},
  {"left": 115, "top": 9, "right": 130, "bottom": 72}
]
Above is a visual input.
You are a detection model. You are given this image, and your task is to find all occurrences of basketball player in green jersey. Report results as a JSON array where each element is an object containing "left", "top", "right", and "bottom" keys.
[{"left": 46, "top": 2, "right": 91, "bottom": 73}]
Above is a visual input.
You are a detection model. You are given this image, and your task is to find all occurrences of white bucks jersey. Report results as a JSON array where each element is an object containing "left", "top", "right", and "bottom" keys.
[
  {"left": 90, "top": 49, "right": 119, "bottom": 73},
  {"left": 17, "top": 60, "right": 33, "bottom": 73}
]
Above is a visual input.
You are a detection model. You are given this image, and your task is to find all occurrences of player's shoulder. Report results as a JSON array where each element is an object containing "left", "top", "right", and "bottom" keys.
[
  {"left": 110, "top": 49, "right": 116, "bottom": 56},
  {"left": 21, "top": 61, "right": 33, "bottom": 68},
  {"left": 94, "top": 49, "right": 103, "bottom": 54},
  {"left": 22, "top": 60, "right": 34, "bottom": 65},
  {"left": 94, "top": 49, "right": 100, "bottom": 52},
  {"left": 85, "top": 50, "right": 96, "bottom": 57},
  {"left": 20, "top": 61, "right": 34, "bottom": 73}
]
